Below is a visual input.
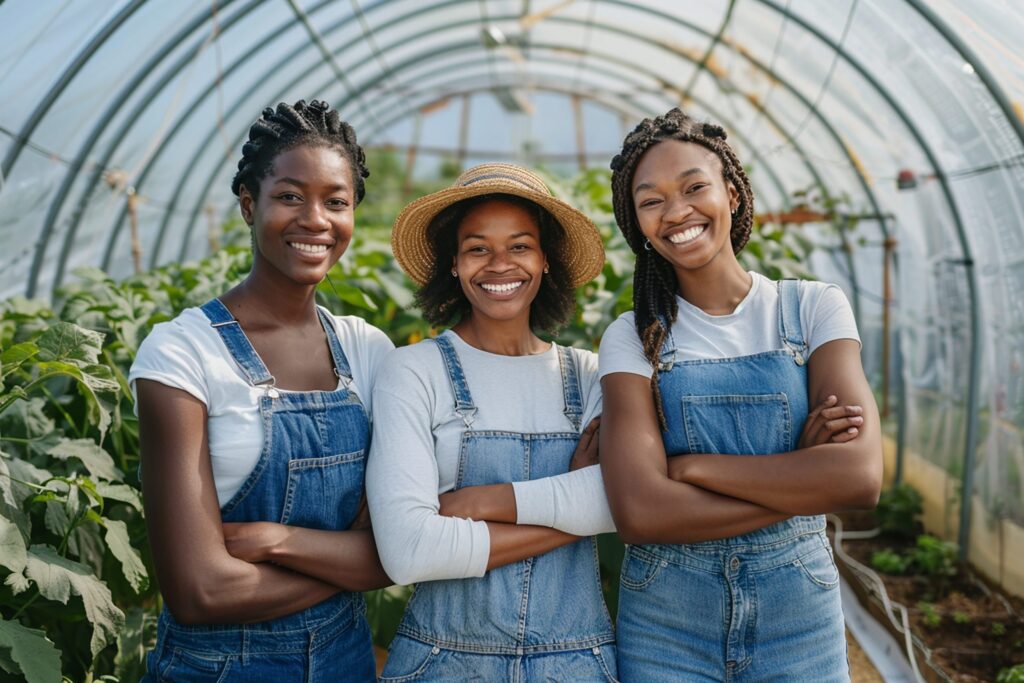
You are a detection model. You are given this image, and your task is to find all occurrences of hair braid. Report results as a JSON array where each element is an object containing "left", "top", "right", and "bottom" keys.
[
  {"left": 231, "top": 99, "right": 370, "bottom": 204},
  {"left": 610, "top": 108, "right": 755, "bottom": 429}
]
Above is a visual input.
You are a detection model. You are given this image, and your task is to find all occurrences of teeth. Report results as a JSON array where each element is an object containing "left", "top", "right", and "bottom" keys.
[
  {"left": 480, "top": 281, "right": 524, "bottom": 294},
  {"left": 667, "top": 225, "right": 706, "bottom": 244},
  {"left": 290, "top": 242, "right": 329, "bottom": 254}
]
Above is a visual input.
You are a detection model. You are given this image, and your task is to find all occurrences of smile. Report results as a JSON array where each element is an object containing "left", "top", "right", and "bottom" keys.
[
  {"left": 667, "top": 224, "right": 706, "bottom": 245},
  {"left": 480, "top": 281, "right": 524, "bottom": 294},
  {"left": 288, "top": 242, "right": 330, "bottom": 254}
]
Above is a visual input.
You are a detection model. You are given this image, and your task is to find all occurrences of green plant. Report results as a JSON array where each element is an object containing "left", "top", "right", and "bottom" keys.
[
  {"left": 996, "top": 663, "right": 1024, "bottom": 683},
  {"left": 952, "top": 611, "right": 971, "bottom": 625},
  {"left": 909, "top": 534, "right": 958, "bottom": 583},
  {"left": 917, "top": 601, "right": 941, "bottom": 629},
  {"left": 991, "top": 622, "right": 1008, "bottom": 638},
  {"left": 875, "top": 484, "right": 923, "bottom": 539},
  {"left": 870, "top": 548, "right": 911, "bottom": 574}
]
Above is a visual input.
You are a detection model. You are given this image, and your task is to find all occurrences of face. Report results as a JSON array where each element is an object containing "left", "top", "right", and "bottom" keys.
[
  {"left": 631, "top": 139, "right": 739, "bottom": 275},
  {"left": 453, "top": 199, "right": 548, "bottom": 326},
  {"left": 239, "top": 144, "right": 354, "bottom": 287}
]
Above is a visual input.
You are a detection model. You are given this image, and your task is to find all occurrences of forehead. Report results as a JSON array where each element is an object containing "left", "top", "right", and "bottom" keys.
[
  {"left": 457, "top": 199, "right": 540, "bottom": 236},
  {"left": 633, "top": 139, "right": 723, "bottom": 189},
  {"left": 267, "top": 144, "right": 351, "bottom": 181}
]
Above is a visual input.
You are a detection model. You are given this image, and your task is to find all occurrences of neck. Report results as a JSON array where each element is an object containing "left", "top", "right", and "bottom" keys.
[
  {"left": 225, "top": 258, "right": 320, "bottom": 328},
  {"left": 675, "top": 255, "right": 752, "bottom": 316},
  {"left": 452, "top": 312, "right": 547, "bottom": 356}
]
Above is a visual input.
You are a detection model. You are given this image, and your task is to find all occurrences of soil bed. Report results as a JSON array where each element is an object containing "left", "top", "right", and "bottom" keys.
[{"left": 832, "top": 512, "right": 1024, "bottom": 682}]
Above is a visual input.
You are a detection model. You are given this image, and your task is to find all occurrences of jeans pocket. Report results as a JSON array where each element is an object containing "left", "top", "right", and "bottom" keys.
[
  {"left": 594, "top": 644, "right": 621, "bottom": 683},
  {"left": 794, "top": 537, "right": 840, "bottom": 590},
  {"left": 379, "top": 637, "right": 441, "bottom": 682},
  {"left": 619, "top": 546, "right": 667, "bottom": 591},
  {"left": 680, "top": 393, "right": 791, "bottom": 455},
  {"left": 159, "top": 648, "right": 233, "bottom": 682},
  {"left": 280, "top": 450, "right": 365, "bottom": 529}
]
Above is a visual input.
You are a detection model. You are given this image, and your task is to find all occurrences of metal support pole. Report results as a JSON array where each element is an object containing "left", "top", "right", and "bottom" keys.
[
  {"left": 126, "top": 188, "right": 142, "bottom": 274},
  {"left": 882, "top": 236, "right": 897, "bottom": 417},
  {"left": 403, "top": 114, "right": 423, "bottom": 198},
  {"left": 572, "top": 94, "right": 586, "bottom": 171},
  {"left": 457, "top": 94, "right": 471, "bottom": 172}
]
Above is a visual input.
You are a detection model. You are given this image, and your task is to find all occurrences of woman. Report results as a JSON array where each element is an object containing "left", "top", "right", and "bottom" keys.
[
  {"left": 366, "top": 163, "right": 620, "bottom": 681},
  {"left": 599, "top": 108, "right": 882, "bottom": 681},
  {"left": 131, "top": 100, "right": 392, "bottom": 682}
]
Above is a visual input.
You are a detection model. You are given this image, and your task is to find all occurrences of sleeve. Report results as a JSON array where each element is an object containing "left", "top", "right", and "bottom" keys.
[
  {"left": 331, "top": 315, "right": 394, "bottom": 417},
  {"left": 366, "top": 358, "right": 490, "bottom": 586},
  {"left": 128, "top": 320, "right": 209, "bottom": 414},
  {"left": 512, "top": 465, "right": 617, "bottom": 536},
  {"left": 510, "top": 350, "right": 616, "bottom": 536},
  {"left": 801, "top": 283, "right": 861, "bottom": 358},
  {"left": 598, "top": 314, "right": 654, "bottom": 379}
]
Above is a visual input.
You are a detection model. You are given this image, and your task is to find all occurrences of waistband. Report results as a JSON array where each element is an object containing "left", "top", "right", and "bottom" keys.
[
  {"left": 635, "top": 515, "right": 826, "bottom": 564},
  {"left": 394, "top": 628, "right": 616, "bottom": 656}
]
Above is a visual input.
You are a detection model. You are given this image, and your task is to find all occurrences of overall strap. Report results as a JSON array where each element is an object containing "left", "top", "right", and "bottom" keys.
[
  {"left": 317, "top": 307, "right": 353, "bottom": 381},
  {"left": 200, "top": 299, "right": 275, "bottom": 387},
  {"left": 556, "top": 345, "right": 584, "bottom": 431},
  {"left": 776, "top": 279, "right": 808, "bottom": 365},
  {"left": 433, "top": 334, "right": 477, "bottom": 428}
]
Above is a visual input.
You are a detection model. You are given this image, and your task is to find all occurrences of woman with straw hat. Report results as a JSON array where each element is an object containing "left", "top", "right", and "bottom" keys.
[{"left": 366, "top": 163, "right": 619, "bottom": 681}]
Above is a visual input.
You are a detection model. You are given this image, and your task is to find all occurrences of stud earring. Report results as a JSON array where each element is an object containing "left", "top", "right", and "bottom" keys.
[
  {"left": 543, "top": 265, "right": 549, "bottom": 274},
  {"left": 451, "top": 268, "right": 458, "bottom": 277}
]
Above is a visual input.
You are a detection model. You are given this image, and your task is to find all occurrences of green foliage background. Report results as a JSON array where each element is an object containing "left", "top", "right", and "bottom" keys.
[{"left": 0, "top": 157, "right": 817, "bottom": 681}]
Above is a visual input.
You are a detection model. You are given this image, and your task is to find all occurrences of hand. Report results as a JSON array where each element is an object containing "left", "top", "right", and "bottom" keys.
[
  {"left": 570, "top": 417, "right": 601, "bottom": 471},
  {"left": 438, "top": 484, "right": 516, "bottom": 524},
  {"left": 222, "top": 521, "right": 290, "bottom": 563},
  {"left": 798, "top": 395, "right": 864, "bottom": 448},
  {"left": 348, "top": 496, "right": 371, "bottom": 531}
]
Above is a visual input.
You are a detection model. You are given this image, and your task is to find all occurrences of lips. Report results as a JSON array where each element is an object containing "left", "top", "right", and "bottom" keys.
[
  {"left": 665, "top": 223, "right": 707, "bottom": 245},
  {"left": 479, "top": 280, "right": 525, "bottom": 295}
]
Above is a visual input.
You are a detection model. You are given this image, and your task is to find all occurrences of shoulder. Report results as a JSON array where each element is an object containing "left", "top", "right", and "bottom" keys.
[
  {"left": 326, "top": 311, "right": 394, "bottom": 352},
  {"left": 566, "top": 344, "right": 599, "bottom": 378},
  {"left": 599, "top": 311, "right": 642, "bottom": 355},
  {"left": 134, "top": 307, "right": 212, "bottom": 365},
  {"left": 373, "top": 337, "right": 446, "bottom": 394}
]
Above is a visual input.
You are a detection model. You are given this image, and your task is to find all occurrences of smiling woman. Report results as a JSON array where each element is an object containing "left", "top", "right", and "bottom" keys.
[{"left": 129, "top": 100, "right": 394, "bottom": 682}]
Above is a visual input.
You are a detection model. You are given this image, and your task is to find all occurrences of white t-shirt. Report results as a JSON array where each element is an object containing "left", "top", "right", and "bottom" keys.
[
  {"left": 129, "top": 306, "right": 394, "bottom": 506},
  {"left": 366, "top": 330, "right": 613, "bottom": 587},
  {"left": 515, "top": 273, "right": 860, "bottom": 538}
]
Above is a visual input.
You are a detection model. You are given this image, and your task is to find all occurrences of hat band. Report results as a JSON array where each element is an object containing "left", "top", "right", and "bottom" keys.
[{"left": 460, "top": 172, "right": 545, "bottom": 192}]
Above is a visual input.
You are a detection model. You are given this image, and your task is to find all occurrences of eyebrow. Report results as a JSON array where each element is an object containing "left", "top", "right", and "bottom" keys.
[
  {"left": 273, "top": 177, "right": 349, "bottom": 191},
  {"left": 461, "top": 231, "right": 538, "bottom": 241},
  {"left": 633, "top": 167, "right": 706, "bottom": 194}
]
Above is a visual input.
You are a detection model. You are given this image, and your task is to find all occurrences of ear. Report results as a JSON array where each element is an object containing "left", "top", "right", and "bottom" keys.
[
  {"left": 238, "top": 185, "right": 255, "bottom": 226},
  {"left": 727, "top": 181, "right": 740, "bottom": 214}
]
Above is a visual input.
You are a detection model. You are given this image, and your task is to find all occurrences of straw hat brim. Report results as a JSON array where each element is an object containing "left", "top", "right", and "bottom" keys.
[{"left": 391, "top": 177, "right": 605, "bottom": 288}]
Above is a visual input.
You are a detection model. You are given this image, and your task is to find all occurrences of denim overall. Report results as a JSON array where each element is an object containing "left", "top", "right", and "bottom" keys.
[
  {"left": 616, "top": 281, "right": 849, "bottom": 683},
  {"left": 380, "top": 335, "right": 618, "bottom": 682},
  {"left": 144, "top": 299, "right": 376, "bottom": 683}
]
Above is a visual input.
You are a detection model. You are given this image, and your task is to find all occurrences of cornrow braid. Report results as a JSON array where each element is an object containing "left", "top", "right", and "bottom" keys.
[
  {"left": 609, "top": 108, "right": 755, "bottom": 429},
  {"left": 231, "top": 99, "right": 370, "bottom": 204}
]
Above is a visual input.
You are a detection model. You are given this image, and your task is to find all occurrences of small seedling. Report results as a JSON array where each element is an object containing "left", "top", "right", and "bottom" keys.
[
  {"left": 875, "top": 484, "right": 923, "bottom": 538},
  {"left": 871, "top": 548, "right": 910, "bottom": 574},
  {"left": 917, "top": 601, "right": 941, "bottom": 629},
  {"left": 991, "top": 622, "right": 1007, "bottom": 638},
  {"left": 952, "top": 611, "right": 971, "bottom": 625}
]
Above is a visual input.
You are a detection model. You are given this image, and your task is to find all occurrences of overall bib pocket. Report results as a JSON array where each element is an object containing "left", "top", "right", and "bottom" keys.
[
  {"left": 280, "top": 450, "right": 365, "bottom": 529},
  {"left": 680, "top": 393, "right": 791, "bottom": 455}
]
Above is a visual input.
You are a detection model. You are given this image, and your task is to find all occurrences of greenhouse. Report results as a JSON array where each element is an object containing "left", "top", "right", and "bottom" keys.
[{"left": 1, "top": 0, "right": 1023, "bottom": 681}]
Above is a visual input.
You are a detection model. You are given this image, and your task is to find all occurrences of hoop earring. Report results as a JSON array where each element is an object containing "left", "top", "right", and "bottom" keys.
[{"left": 643, "top": 239, "right": 652, "bottom": 251}]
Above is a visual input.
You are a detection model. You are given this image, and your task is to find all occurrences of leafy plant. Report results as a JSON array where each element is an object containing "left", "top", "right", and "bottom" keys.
[
  {"left": 917, "top": 601, "right": 942, "bottom": 629},
  {"left": 875, "top": 484, "right": 923, "bottom": 539},
  {"left": 991, "top": 622, "right": 1007, "bottom": 638},
  {"left": 870, "top": 548, "right": 911, "bottom": 575},
  {"left": 997, "top": 664, "right": 1024, "bottom": 683},
  {"left": 952, "top": 611, "right": 971, "bottom": 625},
  {"left": 910, "top": 534, "right": 958, "bottom": 581}
]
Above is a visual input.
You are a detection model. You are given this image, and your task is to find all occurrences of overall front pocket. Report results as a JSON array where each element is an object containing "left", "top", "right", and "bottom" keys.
[
  {"left": 280, "top": 450, "right": 365, "bottom": 530},
  {"left": 680, "top": 393, "right": 791, "bottom": 455}
]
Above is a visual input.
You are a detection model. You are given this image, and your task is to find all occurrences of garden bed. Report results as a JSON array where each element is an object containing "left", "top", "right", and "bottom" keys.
[{"left": 831, "top": 509, "right": 1024, "bottom": 682}]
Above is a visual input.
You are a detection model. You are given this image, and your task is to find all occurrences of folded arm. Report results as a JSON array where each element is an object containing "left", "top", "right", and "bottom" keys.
[{"left": 137, "top": 380, "right": 340, "bottom": 625}]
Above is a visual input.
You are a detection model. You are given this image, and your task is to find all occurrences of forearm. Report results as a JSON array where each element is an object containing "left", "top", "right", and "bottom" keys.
[
  {"left": 610, "top": 471, "right": 786, "bottom": 544},
  {"left": 267, "top": 528, "right": 391, "bottom": 591},
  {"left": 512, "top": 466, "right": 617, "bottom": 536},
  {"left": 485, "top": 522, "right": 580, "bottom": 570},
  {"left": 163, "top": 557, "right": 338, "bottom": 625},
  {"left": 672, "top": 441, "right": 882, "bottom": 515}
]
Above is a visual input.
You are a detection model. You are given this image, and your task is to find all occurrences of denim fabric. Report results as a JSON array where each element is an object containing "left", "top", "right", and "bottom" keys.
[
  {"left": 143, "top": 299, "right": 375, "bottom": 682},
  {"left": 616, "top": 280, "right": 849, "bottom": 682},
  {"left": 380, "top": 336, "right": 615, "bottom": 681}
]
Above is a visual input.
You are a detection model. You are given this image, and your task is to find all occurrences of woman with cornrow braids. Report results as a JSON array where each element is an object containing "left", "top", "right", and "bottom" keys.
[
  {"left": 597, "top": 108, "right": 881, "bottom": 681},
  {"left": 131, "top": 99, "right": 392, "bottom": 681}
]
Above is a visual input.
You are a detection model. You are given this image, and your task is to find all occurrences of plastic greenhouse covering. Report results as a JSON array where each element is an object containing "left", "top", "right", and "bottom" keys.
[{"left": 2, "top": 0, "right": 1024, "bottom": 595}]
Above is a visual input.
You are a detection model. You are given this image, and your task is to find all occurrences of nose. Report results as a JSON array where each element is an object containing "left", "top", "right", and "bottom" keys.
[
  {"left": 486, "top": 248, "right": 515, "bottom": 272},
  {"left": 298, "top": 201, "right": 331, "bottom": 231},
  {"left": 664, "top": 194, "right": 693, "bottom": 223}
]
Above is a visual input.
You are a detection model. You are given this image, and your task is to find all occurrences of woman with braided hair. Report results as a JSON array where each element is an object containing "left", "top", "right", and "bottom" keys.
[
  {"left": 598, "top": 108, "right": 881, "bottom": 681},
  {"left": 131, "top": 99, "right": 392, "bottom": 681}
]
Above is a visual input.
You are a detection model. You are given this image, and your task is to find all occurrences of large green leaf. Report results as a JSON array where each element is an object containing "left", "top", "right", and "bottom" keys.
[
  {"left": 0, "top": 618, "right": 62, "bottom": 683},
  {"left": 48, "top": 439, "right": 120, "bottom": 481},
  {"left": 103, "top": 519, "right": 148, "bottom": 593},
  {"left": 24, "top": 544, "right": 124, "bottom": 658},
  {"left": 0, "top": 342, "right": 38, "bottom": 380},
  {"left": 115, "top": 607, "right": 152, "bottom": 682},
  {"left": 95, "top": 482, "right": 143, "bottom": 512},
  {"left": 0, "top": 515, "right": 27, "bottom": 574},
  {"left": 35, "top": 322, "right": 105, "bottom": 365}
]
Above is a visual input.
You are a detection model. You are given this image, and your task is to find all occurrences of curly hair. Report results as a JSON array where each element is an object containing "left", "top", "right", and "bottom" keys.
[
  {"left": 231, "top": 99, "right": 369, "bottom": 204},
  {"left": 610, "top": 108, "right": 755, "bottom": 428},
  {"left": 414, "top": 194, "right": 575, "bottom": 333}
]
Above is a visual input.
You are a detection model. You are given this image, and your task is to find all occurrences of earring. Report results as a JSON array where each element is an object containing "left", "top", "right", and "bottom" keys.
[
  {"left": 543, "top": 265, "right": 549, "bottom": 274},
  {"left": 643, "top": 239, "right": 652, "bottom": 251},
  {"left": 451, "top": 268, "right": 458, "bottom": 277}
]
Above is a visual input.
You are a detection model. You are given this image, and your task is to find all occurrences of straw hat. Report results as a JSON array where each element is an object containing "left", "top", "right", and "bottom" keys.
[{"left": 391, "top": 163, "right": 605, "bottom": 287}]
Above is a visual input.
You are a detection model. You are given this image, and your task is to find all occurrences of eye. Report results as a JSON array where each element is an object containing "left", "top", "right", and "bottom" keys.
[
  {"left": 326, "top": 198, "right": 350, "bottom": 209},
  {"left": 687, "top": 182, "right": 708, "bottom": 193},
  {"left": 638, "top": 197, "right": 662, "bottom": 208},
  {"left": 277, "top": 192, "right": 302, "bottom": 202},
  {"left": 510, "top": 243, "right": 532, "bottom": 252}
]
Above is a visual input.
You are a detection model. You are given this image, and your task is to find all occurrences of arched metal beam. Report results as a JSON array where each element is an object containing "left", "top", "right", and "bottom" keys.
[
  {"left": 1, "top": 0, "right": 148, "bottom": 177},
  {"left": 31, "top": 0, "right": 254, "bottom": 297}
]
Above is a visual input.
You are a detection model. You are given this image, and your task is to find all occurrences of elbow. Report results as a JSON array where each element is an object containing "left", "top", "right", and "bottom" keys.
[
  {"left": 609, "top": 503, "right": 657, "bottom": 545},
  {"left": 844, "top": 456, "right": 883, "bottom": 510},
  {"left": 163, "top": 585, "right": 220, "bottom": 625}
]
